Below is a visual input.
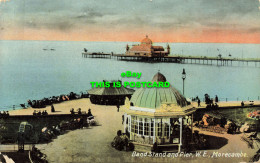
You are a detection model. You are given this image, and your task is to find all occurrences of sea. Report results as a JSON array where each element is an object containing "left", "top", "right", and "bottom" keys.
[{"left": 0, "top": 40, "right": 259, "bottom": 110}]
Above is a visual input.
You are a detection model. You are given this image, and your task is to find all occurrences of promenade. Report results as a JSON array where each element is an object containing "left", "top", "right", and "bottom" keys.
[
  {"left": 2, "top": 98, "right": 259, "bottom": 162},
  {"left": 193, "top": 100, "right": 260, "bottom": 109}
]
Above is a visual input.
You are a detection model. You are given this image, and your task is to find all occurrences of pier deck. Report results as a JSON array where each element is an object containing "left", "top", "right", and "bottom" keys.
[{"left": 82, "top": 52, "right": 260, "bottom": 67}]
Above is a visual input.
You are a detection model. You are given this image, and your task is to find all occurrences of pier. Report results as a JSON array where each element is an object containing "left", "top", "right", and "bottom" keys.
[
  {"left": 82, "top": 52, "right": 260, "bottom": 67},
  {"left": 82, "top": 52, "right": 111, "bottom": 59}
]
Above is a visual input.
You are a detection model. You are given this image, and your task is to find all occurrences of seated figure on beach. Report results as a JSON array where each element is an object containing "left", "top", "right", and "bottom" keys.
[
  {"left": 111, "top": 130, "right": 124, "bottom": 151},
  {"left": 43, "top": 110, "right": 48, "bottom": 115},
  {"left": 78, "top": 108, "right": 82, "bottom": 115},
  {"left": 37, "top": 111, "right": 42, "bottom": 116},
  {"left": 88, "top": 109, "right": 93, "bottom": 116},
  {"left": 33, "top": 110, "right": 37, "bottom": 116},
  {"left": 70, "top": 108, "right": 75, "bottom": 114}
]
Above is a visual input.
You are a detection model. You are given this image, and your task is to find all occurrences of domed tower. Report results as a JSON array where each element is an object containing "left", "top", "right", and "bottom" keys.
[
  {"left": 122, "top": 72, "right": 196, "bottom": 153},
  {"left": 141, "top": 35, "right": 153, "bottom": 45}
]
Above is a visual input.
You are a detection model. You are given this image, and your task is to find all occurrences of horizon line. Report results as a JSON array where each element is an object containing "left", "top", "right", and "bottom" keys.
[{"left": 1, "top": 39, "right": 259, "bottom": 45}]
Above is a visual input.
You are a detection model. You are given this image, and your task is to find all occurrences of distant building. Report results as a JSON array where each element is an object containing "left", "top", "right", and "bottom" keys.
[{"left": 126, "top": 35, "right": 170, "bottom": 57}]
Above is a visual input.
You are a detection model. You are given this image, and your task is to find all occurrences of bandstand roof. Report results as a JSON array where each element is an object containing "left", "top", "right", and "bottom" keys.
[
  {"left": 130, "top": 72, "right": 188, "bottom": 109},
  {"left": 88, "top": 84, "right": 135, "bottom": 96}
]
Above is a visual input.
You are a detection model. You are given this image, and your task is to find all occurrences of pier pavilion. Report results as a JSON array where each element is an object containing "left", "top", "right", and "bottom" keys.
[
  {"left": 122, "top": 72, "right": 196, "bottom": 152},
  {"left": 88, "top": 81, "right": 135, "bottom": 105},
  {"left": 126, "top": 35, "right": 170, "bottom": 57}
]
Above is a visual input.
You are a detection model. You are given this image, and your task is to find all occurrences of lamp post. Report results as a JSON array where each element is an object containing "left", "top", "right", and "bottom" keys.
[{"left": 182, "top": 68, "right": 186, "bottom": 96}]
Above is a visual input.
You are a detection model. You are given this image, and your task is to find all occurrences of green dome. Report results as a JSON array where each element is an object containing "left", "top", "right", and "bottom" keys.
[{"left": 130, "top": 73, "right": 188, "bottom": 109}]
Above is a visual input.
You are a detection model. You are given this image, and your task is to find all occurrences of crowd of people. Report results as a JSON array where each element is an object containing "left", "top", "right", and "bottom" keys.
[
  {"left": 0, "top": 111, "right": 9, "bottom": 117},
  {"left": 247, "top": 110, "right": 260, "bottom": 120},
  {"left": 191, "top": 94, "right": 219, "bottom": 108},
  {"left": 40, "top": 125, "right": 61, "bottom": 142},
  {"left": 194, "top": 113, "right": 257, "bottom": 135},
  {"left": 31, "top": 145, "right": 48, "bottom": 163},
  {"left": 26, "top": 92, "right": 89, "bottom": 108},
  {"left": 70, "top": 108, "right": 93, "bottom": 117},
  {"left": 111, "top": 130, "right": 134, "bottom": 151},
  {"left": 33, "top": 110, "right": 49, "bottom": 116}
]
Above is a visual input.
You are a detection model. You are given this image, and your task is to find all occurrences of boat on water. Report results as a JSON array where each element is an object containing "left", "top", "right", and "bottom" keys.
[{"left": 42, "top": 47, "right": 56, "bottom": 51}]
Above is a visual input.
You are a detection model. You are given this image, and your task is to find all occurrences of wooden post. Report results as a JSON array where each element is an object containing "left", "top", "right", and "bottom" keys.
[
  {"left": 129, "top": 116, "right": 132, "bottom": 140},
  {"left": 191, "top": 114, "right": 193, "bottom": 142},
  {"left": 178, "top": 117, "right": 183, "bottom": 153},
  {"left": 143, "top": 118, "right": 145, "bottom": 136},
  {"left": 153, "top": 118, "right": 156, "bottom": 144}
]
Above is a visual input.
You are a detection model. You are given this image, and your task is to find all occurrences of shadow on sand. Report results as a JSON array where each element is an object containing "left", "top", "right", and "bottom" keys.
[{"left": 203, "top": 134, "right": 228, "bottom": 150}]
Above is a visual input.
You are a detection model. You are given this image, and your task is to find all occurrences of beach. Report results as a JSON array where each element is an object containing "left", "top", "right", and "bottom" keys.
[{"left": 8, "top": 99, "right": 259, "bottom": 163}]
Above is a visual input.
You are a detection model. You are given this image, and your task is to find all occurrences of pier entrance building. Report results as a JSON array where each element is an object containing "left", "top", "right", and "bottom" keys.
[{"left": 126, "top": 36, "right": 170, "bottom": 57}]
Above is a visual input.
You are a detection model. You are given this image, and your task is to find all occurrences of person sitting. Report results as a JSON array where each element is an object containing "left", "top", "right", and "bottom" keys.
[
  {"left": 78, "top": 108, "right": 82, "bottom": 115},
  {"left": 112, "top": 130, "right": 124, "bottom": 151},
  {"left": 88, "top": 109, "right": 93, "bottom": 117},
  {"left": 70, "top": 108, "right": 75, "bottom": 115},
  {"left": 33, "top": 110, "right": 37, "bottom": 116},
  {"left": 87, "top": 109, "right": 94, "bottom": 121},
  {"left": 37, "top": 111, "right": 42, "bottom": 116}
]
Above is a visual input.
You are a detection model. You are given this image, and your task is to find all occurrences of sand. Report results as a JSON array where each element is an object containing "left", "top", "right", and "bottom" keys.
[
  {"left": 9, "top": 99, "right": 92, "bottom": 116},
  {"left": 8, "top": 99, "right": 260, "bottom": 163},
  {"left": 9, "top": 99, "right": 260, "bottom": 116}
]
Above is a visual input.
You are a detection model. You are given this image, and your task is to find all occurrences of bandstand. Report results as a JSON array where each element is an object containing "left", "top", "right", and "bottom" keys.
[{"left": 122, "top": 72, "right": 196, "bottom": 152}]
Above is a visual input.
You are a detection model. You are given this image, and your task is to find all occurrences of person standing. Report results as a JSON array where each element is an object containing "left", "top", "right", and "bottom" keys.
[
  {"left": 117, "top": 104, "right": 120, "bottom": 112},
  {"left": 215, "top": 95, "right": 219, "bottom": 103},
  {"left": 198, "top": 99, "right": 201, "bottom": 107},
  {"left": 51, "top": 104, "right": 55, "bottom": 112}
]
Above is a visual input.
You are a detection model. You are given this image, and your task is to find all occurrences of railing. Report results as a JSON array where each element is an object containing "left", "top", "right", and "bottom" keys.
[
  {"left": 0, "top": 144, "right": 32, "bottom": 152},
  {"left": 199, "top": 96, "right": 260, "bottom": 102}
]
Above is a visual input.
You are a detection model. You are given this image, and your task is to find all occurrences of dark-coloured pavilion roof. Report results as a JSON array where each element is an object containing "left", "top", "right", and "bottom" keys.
[{"left": 88, "top": 85, "right": 135, "bottom": 96}]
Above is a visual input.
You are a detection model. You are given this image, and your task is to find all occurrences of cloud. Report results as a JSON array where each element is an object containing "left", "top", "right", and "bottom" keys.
[
  {"left": 0, "top": 0, "right": 259, "bottom": 37},
  {"left": 21, "top": 16, "right": 74, "bottom": 31},
  {"left": 248, "top": 27, "right": 260, "bottom": 33}
]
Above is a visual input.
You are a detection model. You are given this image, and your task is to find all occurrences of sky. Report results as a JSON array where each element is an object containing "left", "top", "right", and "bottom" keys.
[{"left": 0, "top": 0, "right": 259, "bottom": 43}]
